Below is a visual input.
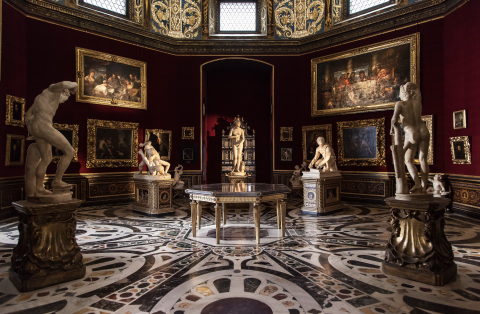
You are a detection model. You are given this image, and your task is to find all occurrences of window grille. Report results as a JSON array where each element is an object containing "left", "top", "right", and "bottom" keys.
[
  {"left": 83, "top": 0, "right": 127, "bottom": 15},
  {"left": 219, "top": 2, "right": 257, "bottom": 32},
  {"left": 349, "top": 0, "right": 390, "bottom": 15}
]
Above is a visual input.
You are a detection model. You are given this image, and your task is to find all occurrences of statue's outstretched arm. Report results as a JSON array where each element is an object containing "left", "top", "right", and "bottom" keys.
[{"left": 48, "top": 81, "right": 78, "bottom": 94}]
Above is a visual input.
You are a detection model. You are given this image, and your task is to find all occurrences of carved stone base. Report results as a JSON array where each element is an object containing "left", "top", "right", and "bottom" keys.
[
  {"left": 9, "top": 199, "right": 85, "bottom": 292},
  {"left": 301, "top": 170, "right": 343, "bottom": 215},
  {"left": 383, "top": 197, "right": 456, "bottom": 286},
  {"left": 133, "top": 175, "right": 174, "bottom": 216}
]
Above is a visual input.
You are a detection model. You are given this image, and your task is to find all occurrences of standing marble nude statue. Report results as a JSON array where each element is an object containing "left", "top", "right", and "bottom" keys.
[
  {"left": 25, "top": 81, "right": 78, "bottom": 198},
  {"left": 390, "top": 82, "right": 429, "bottom": 194},
  {"left": 228, "top": 118, "right": 245, "bottom": 174},
  {"left": 308, "top": 137, "right": 338, "bottom": 172}
]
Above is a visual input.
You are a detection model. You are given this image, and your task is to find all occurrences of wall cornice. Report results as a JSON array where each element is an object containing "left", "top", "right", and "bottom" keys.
[{"left": 7, "top": 0, "right": 467, "bottom": 55}]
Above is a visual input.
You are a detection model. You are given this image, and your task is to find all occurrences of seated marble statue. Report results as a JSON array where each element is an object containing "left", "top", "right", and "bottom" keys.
[
  {"left": 228, "top": 117, "right": 245, "bottom": 174},
  {"left": 173, "top": 164, "right": 185, "bottom": 188},
  {"left": 390, "top": 82, "right": 430, "bottom": 194},
  {"left": 138, "top": 141, "right": 170, "bottom": 177},
  {"left": 308, "top": 137, "right": 338, "bottom": 172},
  {"left": 24, "top": 81, "right": 78, "bottom": 198},
  {"left": 428, "top": 174, "right": 450, "bottom": 197}
]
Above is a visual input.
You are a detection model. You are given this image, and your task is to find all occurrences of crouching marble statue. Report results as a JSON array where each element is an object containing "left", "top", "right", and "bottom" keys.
[
  {"left": 301, "top": 137, "right": 343, "bottom": 215},
  {"left": 383, "top": 82, "right": 456, "bottom": 286},
  {"left": 10, "top": 81, "right": 85, "bottom": 292},
  {"left": 133, "top": 140, "right": 174, "bottom": 217}
]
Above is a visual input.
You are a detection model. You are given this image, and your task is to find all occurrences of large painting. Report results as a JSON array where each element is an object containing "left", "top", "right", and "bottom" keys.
[
  {"left": 145, "top": 129, "right": 172, "bottom": 161},
  {"left": 302, "top": 124, "right": 332, "bottom": 162},
  {"left": 52, "top": 124, "right": 79, "bottom": 163},
  {"left": 337, "top": 118, "right": 386, "bottom": 166},
  {"left": 86, "top": 119, "right": 139, "bottom": 168},
  {"left": 76, "top": 48, "right": 147, "bottom": 110},
  {"left": 311, "top": 33, "right": 419, "bottom": 117}
]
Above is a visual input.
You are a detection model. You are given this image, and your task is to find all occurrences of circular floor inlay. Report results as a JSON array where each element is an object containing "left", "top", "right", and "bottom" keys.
[
  {"left": 206, "top": 227, "right": 268, "bottom": 240},
  {"left": 201, "top": 297, "right": 273, "bottom": 314}
]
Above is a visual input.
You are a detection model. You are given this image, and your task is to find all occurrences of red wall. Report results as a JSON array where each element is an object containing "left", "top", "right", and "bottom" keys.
[{"left": 1, "top": 0, "right": 479, "bottom": 180}]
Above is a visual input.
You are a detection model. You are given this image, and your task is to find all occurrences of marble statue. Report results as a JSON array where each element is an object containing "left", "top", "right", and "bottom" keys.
[
  {"left": 308, "top": 137, "right": 338, "bottom": 172},
  {"left": 390, "top": 82, "right": 430, "bottom": 195},
  {"left": 290, "top": 162, "right": 307, "bottom": 187},
  {"left": 173, "top": 164, "right": 185, "bottom": 188},
  {"left": 428, "top": 174, "right": 450, "bottom": 197},
  {"left": 138, "top": 141, "right": 171, "bottom": 178},
  {"left": 25, "top": 81, "right": 78, "bottom": 199},
  {"left": 228, "top": 117, "right": 245, "bottom": 174}
]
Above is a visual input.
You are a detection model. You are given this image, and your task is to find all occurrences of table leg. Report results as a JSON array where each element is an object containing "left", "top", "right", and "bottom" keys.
[
  {"left": 197, "top": 202, "right": 202, "bottom": 230},
  {"left": 254, "top": 203, "right": 260, "bottom": 244},
  {"left": 222, "top": 203, "right": 227, "bottom": 225},
  {"left": 190, "top": 200, "right": 197, "bottom": 237},
  {"left": 215, "top": 203, "right": 221, "bottom": 244},
  {"left": 280, "top": 199, "right": 286, "bottom": 237},
  {"left": 276, "top": 200, "right": 281, "bottom": 229}
]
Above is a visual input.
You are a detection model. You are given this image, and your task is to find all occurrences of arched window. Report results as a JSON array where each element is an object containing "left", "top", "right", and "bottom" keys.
[
  {"left": 79, "top": 0, "right": 128, "bottom": 17},
  {"left": 348, "top": 0, "right": 394, "bottom": 16},
  {"left": 219, "top": 1, "right": 257, "bottom": 32}
]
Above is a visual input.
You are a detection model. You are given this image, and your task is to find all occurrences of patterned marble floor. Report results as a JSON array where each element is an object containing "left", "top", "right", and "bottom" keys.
[{"left": 0, "top": 198, "right": 479, "bottom": 314}]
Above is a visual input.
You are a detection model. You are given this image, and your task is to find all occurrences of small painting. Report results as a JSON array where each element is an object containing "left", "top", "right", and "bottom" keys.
[
  {"left": 76, "top": 48, "right": 146, "bottom": 110},
  {"left": 325, "top": 187, "right": 339, "bottom": 204},
  {"left": 52, "top": 124, "right": 79, "bottom": 163},
  {"left": 280, "top": 127, "right": 293, "bottom": 141},
  {"left": 302, "top": 124, "right": 332, "bottom": 162},
  {"left": 145, "top": 129, "right": 172, "bottom": 160},
  {"left": 182, "top": 127, "right": 194, "bottom": 140},
  {"left": 180, "top": 144, "right": 196, "bottom": 163},
  {"left": 453, "top": 110, "right": 466, "bottom": 129},
  {"left": 280, "top": 147, "right": 293, "bottom": 162},
  {"left": 5, "top": 95, "right": 26, "bottom": 127},
  {"left": 5, "top": 134, "right": 25, "bottom": 166},
  {"left": 450, "top": 136, "right": 471, "bottom": 164}
]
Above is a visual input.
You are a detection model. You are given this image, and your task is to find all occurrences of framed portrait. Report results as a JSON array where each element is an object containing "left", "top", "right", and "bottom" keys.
[
  {"left": 52, "top": 124, "right": 79, "bottom": 163},
  {"left": 86, "top": 119, "right": 138, "bottom": 168},
  {"left": 302, "top": 124, "right": 332, "bottom": 162},
  {"left": 390, "top": 115, "right": 434, "bottom": 165},
  {"left": 337, "top": 117, "right": 386, "bottom": 166},
  {"left": 5, "top": 95, "right": 26, "bottom": 127},
  {"left": 182, "top": 127, "right": 194, "bottom": 140},
  {"left": 5, "top": 134, "right": 25, "bottom": 166},
  {"left": 145, "top": 129, "right": 172, "bottom": 161},
  {"left": 311, "top": 33, "right": 419, "bottom": 117},
  {"left": 325, "top": 186, "right": 339, "bottom": 204},
  {"left": 450, "top": 136, "right": 471, "bottom": 165},
  {"left": 76, "top": 47, "right": 147, "bottom": 110},
  {"left": 453, "top": 110, "right": 467, "bottom": 129},
  {"left": 280, "top": 147, "right": 293, "bottom": 163},
  {"left": 180, "top": 144, "right": 196, "bottom": 163},
  {"left": 280, "top": 127, "right": 293, "bottom": 141}
]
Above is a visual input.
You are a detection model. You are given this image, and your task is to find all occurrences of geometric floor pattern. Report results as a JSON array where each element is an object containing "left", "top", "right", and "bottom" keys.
[{"left": 0, "top": 198, "right": 479, "bottom": 314}]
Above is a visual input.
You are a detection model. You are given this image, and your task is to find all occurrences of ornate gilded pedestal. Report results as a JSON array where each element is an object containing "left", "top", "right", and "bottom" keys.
[
  {"left": 301, "top": 170, "right": 343, "bottom": 215},
  {"left": 382, "top": 197, "right": 456, "bottom": 286},
  {"left": 133, "top": 174, "right": 174, "bottom": 217},
  {"left": 9, "top": 199, "right": 85, "bottom": 292}
]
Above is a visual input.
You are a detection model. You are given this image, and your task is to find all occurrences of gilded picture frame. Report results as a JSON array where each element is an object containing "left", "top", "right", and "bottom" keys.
[
  {"left": 280, "top": 147, "right": 293, "bottom": 163},
  {"left": 450, "top": 136, "right": 471, "bottom": 165},
  {"left": 337, "top": 117, "right": 386, "bottom": 166},
  {"left": 5, "top": 95, "right": 26, "bottom": 127},
  {"left": 280, "top": 127, "right": 293, "bottom": 141},
  {"left": 302, "top": 124, "right": 332, "bottom": 162},
  {"left": 311, "top": 33, "right": 419, "bottom": 117},
  {"left": 145, "top": 129, "right": 172, "bottom": 161},
  {"left": 453, "top": 110, "right": 467, "bottom": 129},
  {"left": 87, "top": 119, "right": 139, "bottom": 168},
  {"left": 390, "top": 115, "right": 434, "bottom": 165},
  {"left": 5, "top": 134, "right": 25, "bottom": 166},
  {"left": 182, "top": 127, "right": 194, "bottom": 140},
  {"left": 76, "top": 47, "right": 147, "bottom": 110},
  {"left": 52, "top": 123, "right": 79, "bottom": 163}
]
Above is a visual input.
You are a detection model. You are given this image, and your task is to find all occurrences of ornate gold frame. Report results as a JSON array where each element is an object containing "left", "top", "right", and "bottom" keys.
[
  {"left": 5, "top": 134, "right": 25, "bottom": 166},
  {"left": 5, "top": 95, "right": 25, "bottom": 127},
  {"left": 280, "top": 127, "right": 293, "bottom": 141},
  {"left": 337, "top": 117, "right": 386, "bottom": 166},
  {"left": 86, "top": 119, "right": 139, "bottom": 168},
  {"left": 311, "top": 33, "right": 420, "bottom": 117},
  {"left": 453, "top": 110, "right": 467, "bottom": 130},
  {"left": 302, "top": 124, "right": 332, "bottom": 162},
  {"left": 145, "top": 129, "right": 172, "bottom": 161},
  {"left": 450, "top": 136, "right": 471, "bottom": 165},
  {"left": 390, "top": 115, "right": 434, "bottom": 165},
  {"left": 52, "top": 123, "right": 79, "bottom": 163},
  {"left": 182, "top": 127, "right": 194, "bottom": 140},
  {"left": 76, "top": 47, "right": 147, "bottom": 110}
]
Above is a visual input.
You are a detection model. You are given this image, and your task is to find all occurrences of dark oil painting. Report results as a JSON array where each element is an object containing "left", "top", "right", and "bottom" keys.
[
  {"left": 52, "top": 129, "right": 73, "bottom": 157},
  {"left": 343, "top": 126, "right": 377, "bottom": 159},
  {"left": 305, "top": 129, "right": 327, "bottom": 161},
  {"left": 146, "top": 132, "right": 171, "bottom": 158},
  {"left": 96, "top": 128, "right": 133, "bottom": 160},
  {"left": 453, "top": 141, "right": 466, "bottom": 160}
]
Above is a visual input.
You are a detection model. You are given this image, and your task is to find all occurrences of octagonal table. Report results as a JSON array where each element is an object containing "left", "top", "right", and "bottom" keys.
[{"left": 186, "top": 183, "right": 291, "bottom": 244}]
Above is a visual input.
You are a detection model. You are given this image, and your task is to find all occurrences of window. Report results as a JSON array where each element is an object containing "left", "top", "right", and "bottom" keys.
[
  {"left": 348, "top": 0, "right": 392, "bottom": 16},
  {"left": 80, "top": 0, "right": 128, "bottom": 16},
  {"left": 219, "top": 2, "right": 257, "bottom": 32}
]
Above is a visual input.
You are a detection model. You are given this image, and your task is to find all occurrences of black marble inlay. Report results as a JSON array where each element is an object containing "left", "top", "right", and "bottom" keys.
[
  {"left": 0, "top": 294, "right": 16, "bottom": 306},
  {"left": 90, "top": 299, "right": 125, "bottom": 311},
  {"left": 84, "top": 257, "right": 116, "bottom": 266},
  {"left": 5, "top": 300, "right": 67, "bottom": 314},
  {"left": 404, "top": 296, "right": 480, "bottom": 314},
  {"left": 200, "top": 298, "right": 273, "bottom": 314},
  {"left": 92, "top": 262, "right": 126, "bottom": 271},
  {"left": 346, "top": 296, "right": 380, "bottom": 308},
  {"left": 358, "top": 255, "right": 384, "bottom": 263},
  {"left": 244, "top": 278, "right": 261, "bottom": 293},
  {"left": 207, "top": 227, "right": 268, "bottom": 240},
  {"left": 452, "top": 289, "right": 480, "bottom": 301},
  {"left": 466, "top": 287, "right": 480, "bottom": 296},
  {"left": 347, "top": 260, "right": 380, "bottom": 268},
  {"left": 213, "top": 278, "right": 231, "bottom": 293}
]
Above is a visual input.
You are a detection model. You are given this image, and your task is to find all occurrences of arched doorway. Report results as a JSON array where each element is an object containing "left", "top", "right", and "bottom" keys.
[{"left": 202, "top": 58, "right": 273, "bottom": 183}]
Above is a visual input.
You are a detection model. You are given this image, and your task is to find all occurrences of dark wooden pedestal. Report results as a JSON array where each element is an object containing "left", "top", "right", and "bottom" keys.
[
  {"left": 383, "top": 197, "right": 456, "bottom": 286},
  {"left": 9, "top": 199, "right": 86, "bottom": 292}
]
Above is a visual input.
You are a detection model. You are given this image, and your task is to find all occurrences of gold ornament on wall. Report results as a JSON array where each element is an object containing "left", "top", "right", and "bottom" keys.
[
  {"left": 5, "top": 95, "right": 26, "bottom": 128},
  {"left": 151, "top": 0, "right": 202, "bottom": 39},
  {"left": 275, "top": 0, "right": 325, "bottom": 38},
  {"left": 280, "top": 127, "right": 293, "bottom": 141},
  {"left": 182, "top": 127, "right": 194, "bottom": 140}
]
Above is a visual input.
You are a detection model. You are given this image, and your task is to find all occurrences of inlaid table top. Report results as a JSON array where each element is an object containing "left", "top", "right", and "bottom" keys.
[{"left": 186, "top": 183, "right": 291, "bottom": 197}]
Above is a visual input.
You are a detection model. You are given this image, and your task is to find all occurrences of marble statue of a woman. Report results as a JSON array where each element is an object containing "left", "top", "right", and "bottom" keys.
[
  {"left": 228, "top": 117, "right": 245, "bottom": 174},
  {"left": 173, "top": 164, "right": 185, "bottom": 188}
]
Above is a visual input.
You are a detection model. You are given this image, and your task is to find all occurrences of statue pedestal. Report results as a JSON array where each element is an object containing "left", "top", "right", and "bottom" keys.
[
  {"left": 133, "top": 174, "right": 174, "bottom": 217},
  {"left": 301, "top": 170, "right": 343, "bottom": 215},
  {"left": 382, "top": 196, "right": 456, "bottom": 286},
  {"left": 226, "top": 173, "right": 248, "bottom": 184},
  {"left": 9, "top": 199, "right": 85, "bottom": 292}
]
